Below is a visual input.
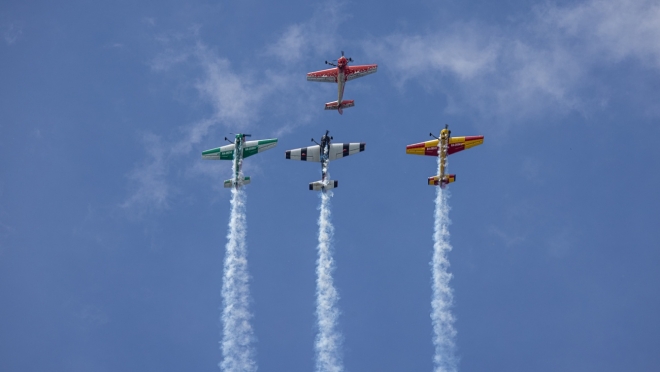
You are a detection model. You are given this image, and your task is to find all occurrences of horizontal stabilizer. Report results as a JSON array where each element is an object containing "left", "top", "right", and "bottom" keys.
[
  {"left": 309, "top": 180, "right": 338, "bottom": 191},
  {"left": 428, "top": 174, "right": 456, "bottom": 188},
  {"left": 224, "top": 176, "right": 251, "bottom": 188},
  {"left": 324, "top": 100, "right": 355, "bottom": 110}
]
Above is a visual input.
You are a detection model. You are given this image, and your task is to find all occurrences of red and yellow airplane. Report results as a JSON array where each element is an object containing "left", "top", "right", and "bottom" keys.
[{"left": 406, "top": 125, "right": 484, "bottom": 188}]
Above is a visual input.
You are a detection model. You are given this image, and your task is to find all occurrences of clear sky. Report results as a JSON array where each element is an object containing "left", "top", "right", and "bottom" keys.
[{"left": 1, "top": 0, "right": 659, "bottom": 371}]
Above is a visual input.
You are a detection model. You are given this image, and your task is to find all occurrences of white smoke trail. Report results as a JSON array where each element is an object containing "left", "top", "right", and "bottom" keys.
[
  {"left": 315, "top": 188, "right": 343, "bottom": 372},
  {"left": 220, "top": 184, "right": 256, "bottom": 372},
  {"left": 431, "top": 156, "right": 457, "bottom": 372}
]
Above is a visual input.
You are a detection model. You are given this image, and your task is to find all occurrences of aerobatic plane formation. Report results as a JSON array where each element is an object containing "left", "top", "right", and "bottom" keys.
[
  {"left": 201, "top": 51, "right": 483, "bottom": 190},
  {"left": 203, "top": 51, "right": 485, "bottom": 372}
]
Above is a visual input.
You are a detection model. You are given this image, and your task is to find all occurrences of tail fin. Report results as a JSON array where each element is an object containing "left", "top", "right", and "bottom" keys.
[
  {"left": 224, "top": 176, "right": 251, "bottom": 188},
  {"left": 325, "top": 100, "right": 355, "bottom": 114},
  {"left": 428, "top": 174, "right": 456, "bottom": 188},
  {"left": 309, "top": 180, "right": 338, "bottom": 191}
]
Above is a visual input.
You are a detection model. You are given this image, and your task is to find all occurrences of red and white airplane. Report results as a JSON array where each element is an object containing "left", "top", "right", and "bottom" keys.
[{"left": 307, "top": 51, "right": 377, "bottom": 114}]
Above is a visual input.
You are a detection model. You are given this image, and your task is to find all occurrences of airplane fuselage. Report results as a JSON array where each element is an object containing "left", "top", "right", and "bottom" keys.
[
  {"left": 232, "top": 135, "right": 245, "bottom": 189},
  {"left": 439, "top": 128, "right": 450, "bottom": 181},
  {"left": 320, "top": 133, "right": 331, "bottom": 184},
  {"left": 336, "top": 68, "right": 346, "bottom": 104},
  {"left": 335, "top": 56, "right": 349, "bottom": 108}
]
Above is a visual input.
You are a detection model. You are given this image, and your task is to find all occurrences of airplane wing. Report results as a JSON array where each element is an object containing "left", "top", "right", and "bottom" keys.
[
  {"left": 345, "top": 64, "right": 378, "bottom": 81},
  {"left": 328, "top": 142, "right": 365, "bottom": 161},
  {"left": 406, "top": 135, "right": 484, "bottom": 156},
  {"left": 285, "top": 145, "right": 322, "bottom": 162},
  {"left": 448, "top": 135, "right": 484, "bottom": 155},
  {"left": 242, "top": 138, "right": 278, "bottom": 158},
  {"left": 307, "top": 68, "right": 338, "bottom": 83},
  {"left": 405, "top": 139, "right": 440, "bottom": 156},
  {"left": 202, "top": 143, "right": 235, "bottom": 160}
]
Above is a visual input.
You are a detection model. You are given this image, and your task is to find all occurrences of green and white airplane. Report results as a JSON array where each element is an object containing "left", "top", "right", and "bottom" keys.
[{"left": 202, "top": 134, "right": 278, "bottom": 189}]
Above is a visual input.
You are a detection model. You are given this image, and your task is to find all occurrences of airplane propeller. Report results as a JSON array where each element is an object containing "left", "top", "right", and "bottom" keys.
[
  {"left": 430, "top": 125, "right": 451, "bottom": 140},
  {"left": 226, "top": 133, "right": 251, "bottom": 142},
  {"left": 312, "top": 130, "right": 333, "bottom": 145},
  {"left": 325, "top": 51, "right": 352, "bottom": 66},
  {"left": 342, "top": 51, "right": 354, "bottom": 62}
]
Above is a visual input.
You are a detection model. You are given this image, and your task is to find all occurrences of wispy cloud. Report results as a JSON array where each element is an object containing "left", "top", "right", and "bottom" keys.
[
  {"left": 3, "top": 21, "right": 23, "bottom": 45},
  {"left": 122, "top": 133, "right": 170, "bottom": 215},
  {"left": 521, "top": 157, "right": 542, "bottom": 184},
  {"left": 0, "top": 182, "right": 10, "bottom": 252},
  {"left": 547, "top": 229, "right": 573, "bottom": 258},
  {"left": 366, "top": 28, "right": 500, "bottom": 83},
  {"left": 168, "top": 43, "right": 274, "bottom": 156},
  {"left": 489, "top": 226, "right": 526, "bottom": 247},
  {"left": 267, "top": 24, "right": 306, "bottom": 62},
  {"left": 124, "top": 37, "right": 266, "bottom": 214},
  {"left": 125, "top": 21, "right": 331, "bottom": 214},
  {"left": 0, "top": 220, "right": 14, "bottom": 254},
  {"left": 365, "top": 0, "right": 660, "bottom": 125},
  {"left": 149, "top": 47, "right": 191, "bottom": 72},
  {"left": 142, "top": 17, "right": 156, "bottom": 27},
  {"left": 541, "top": 0, "right": 660, "bottom": 68},
  {"left": 78, "top": 305, "right": 110, "bottom": 331},
  {"left": 265, "top": 7, "right": 343, "bottom": 63}
]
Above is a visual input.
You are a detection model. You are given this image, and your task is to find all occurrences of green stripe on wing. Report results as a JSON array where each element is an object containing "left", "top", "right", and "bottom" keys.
[
  {"left": 242, "top": 138, "right": 278, "bottom": 158},
  {"left": 202, "top": 144, "right": 235, "bottom": 160}
]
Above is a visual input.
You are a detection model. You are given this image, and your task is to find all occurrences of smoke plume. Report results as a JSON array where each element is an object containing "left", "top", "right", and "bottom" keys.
[
  {"left": 220, "top": 184, "right": 256, "bottom": 371},
  {"left": 431, "top": 156, "right": 457, "bottom": 372},
  {"left": 315, "top": 189, "right": 343, "bottom": 372}
]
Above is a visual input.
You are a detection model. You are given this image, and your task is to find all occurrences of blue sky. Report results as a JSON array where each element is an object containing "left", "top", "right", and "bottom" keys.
[{"left": 2, "top": 0, "right": 660, "bottom": 371}]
